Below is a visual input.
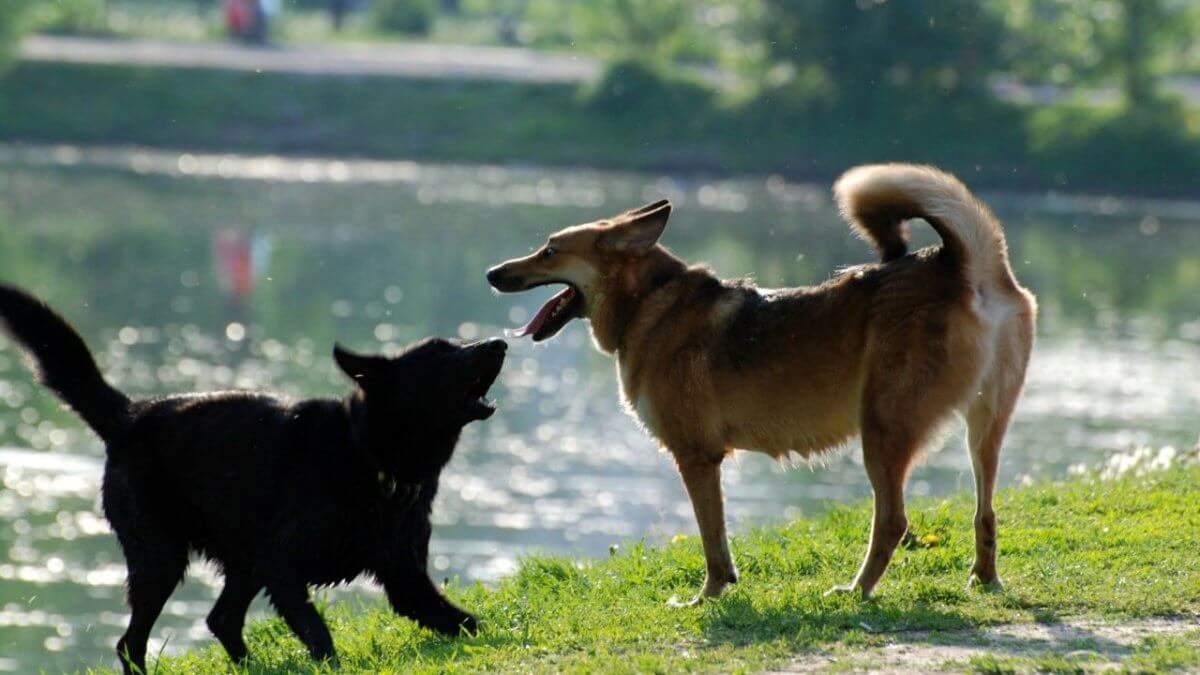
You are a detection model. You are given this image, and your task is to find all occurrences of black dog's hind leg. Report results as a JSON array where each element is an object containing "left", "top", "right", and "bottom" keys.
[
  {"left": 115, "top": 541, "right": 189, "bottom": 675},
  {"left": 265, "top": 581, "right": 337, "bottom": 665},
  {"left": 380, "top": 565, "right": 478, "bottom": 636},
  {"left": 207, "top": 572, "right": 261, "bottom": 662}
]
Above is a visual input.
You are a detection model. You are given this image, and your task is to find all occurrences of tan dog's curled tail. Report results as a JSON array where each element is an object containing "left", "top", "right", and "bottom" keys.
[{"left": 834, "top": 164, "right": 1010, "bottom": 286}]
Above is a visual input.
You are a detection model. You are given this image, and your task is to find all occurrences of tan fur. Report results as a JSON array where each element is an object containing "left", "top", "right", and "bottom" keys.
[{"left": 488, "top": 165, "right": 1037, "bottom": 602}]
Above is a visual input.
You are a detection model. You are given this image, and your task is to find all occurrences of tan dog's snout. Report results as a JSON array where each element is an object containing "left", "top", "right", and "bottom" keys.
[
  {"left": 486, "top": 253, "right": 550, "bottom": 292},
  {"left": 486, "top": 263, "right": 526, "bottom": 292},
  {"left": 487, "top": 253, "right": 560, "bottom": 293}
]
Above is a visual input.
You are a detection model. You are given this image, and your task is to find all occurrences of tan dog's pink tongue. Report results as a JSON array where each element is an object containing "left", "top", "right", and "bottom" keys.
[{"left": 506, "top": 287, "right": 574, "bottom": 338}]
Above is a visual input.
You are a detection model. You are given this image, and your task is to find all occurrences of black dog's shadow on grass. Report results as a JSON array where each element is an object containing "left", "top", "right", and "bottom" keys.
[{"left": 216, "top": 598, "right": 529, "bottom": 675}]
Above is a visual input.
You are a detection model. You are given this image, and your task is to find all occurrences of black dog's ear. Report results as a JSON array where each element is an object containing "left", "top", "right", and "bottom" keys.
[
  {"left": 333, "top": 343, "right": 380, "bottom": 385},
  {"left": 599, "top": 199, "right": 671, "bottom": 252}
]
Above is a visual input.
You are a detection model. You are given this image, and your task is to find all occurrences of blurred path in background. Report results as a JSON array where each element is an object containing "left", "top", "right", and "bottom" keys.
[
  {"left": 18, "top": 34, "right": 599, "bottom": 83},
  {"left": 21, "top": 34, "right": 1200, "bottom": 104}
]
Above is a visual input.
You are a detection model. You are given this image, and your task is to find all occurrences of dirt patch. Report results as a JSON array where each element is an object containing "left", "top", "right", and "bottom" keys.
[{"left": 771, "top": 617, "right": 1200, "bottom": 673}]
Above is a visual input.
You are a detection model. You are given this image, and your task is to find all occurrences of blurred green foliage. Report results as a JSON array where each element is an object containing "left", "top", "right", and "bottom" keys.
[
  {"left": 4, "top": 1, "right": 1198, "bottom": 112},
  {"left": 761, "top": 0, "right": 1003, "bottom": 109},
  {"left": 523, "top": 0, "right": 715, "bottom": 64},
  {"left": 0, "top": 1, "right": 31, "bottom": 71},
  {"left": 995, "top": 0, "right": 1200, "bottom": 109},
  {"left": 25, "top": 0, "right": 110, "bottom": 36},
  {"left": 579, "top": 58, "right": 713, "bottom": 117},
  {"left": 1029, "top": 100, "right": 1200, "bottom": 192},
  {"left": 0, "top": 1, "right": 1198, "bottom": 194},
  {"left": 371, "top": 0, "right": 437, "bottom": 35}
]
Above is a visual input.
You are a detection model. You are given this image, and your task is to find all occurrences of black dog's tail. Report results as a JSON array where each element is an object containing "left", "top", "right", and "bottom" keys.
[{"left": 0, "top": 285, "right": 131, "bottom": 441}]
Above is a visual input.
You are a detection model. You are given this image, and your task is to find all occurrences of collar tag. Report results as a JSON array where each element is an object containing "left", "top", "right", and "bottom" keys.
[{"left": 377, "top": 471, "right": 397, "bottom": 496}]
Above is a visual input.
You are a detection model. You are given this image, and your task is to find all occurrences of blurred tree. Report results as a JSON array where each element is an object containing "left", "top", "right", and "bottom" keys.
[
  {"left": 996, "top": 0, "right": 1199, "bottom": 109},
  {"left": 329, "top": 0, "right": 349, "bottom": 30},
  {"left": 523, "top": 0, "right": 759, "bottom": 66},
  {"left": 372, "top": 0, "right": 437, "bottom": 35},
  {"left": 26, "top": 0, "right": 109, "bottom": 36},
  {"left": 761, "top": 0, "right": 1004, "bottom": 109},
  {"left": 994, "top": 0, "right": 1200, "bottom": 192},
  {"left": 582, "top": 0, "right": 692, "bottom": 61}
]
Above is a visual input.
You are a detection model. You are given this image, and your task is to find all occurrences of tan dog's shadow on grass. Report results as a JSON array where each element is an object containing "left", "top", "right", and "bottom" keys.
[
  {"left": 698, "top": 590, "right": 972, "bottom": 640},
  {"left": 697, "top": 593, "right": 1143, "bottom": 671}
]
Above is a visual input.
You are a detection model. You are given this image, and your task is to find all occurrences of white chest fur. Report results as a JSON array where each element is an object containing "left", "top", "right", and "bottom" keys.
[{"left": 617, "top": 357, "right": 662, "bottom": 439}]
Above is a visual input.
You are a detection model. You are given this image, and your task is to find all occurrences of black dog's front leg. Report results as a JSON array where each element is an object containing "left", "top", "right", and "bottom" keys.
[
  {"left": 265, "top": 581, "right": 338, "bottom": 665},
  {"left": 380, "top": 567, "right": 478, "bottom": 636},
  {"left": 207, "top": 572, "right": 262, "bottom": 662}
]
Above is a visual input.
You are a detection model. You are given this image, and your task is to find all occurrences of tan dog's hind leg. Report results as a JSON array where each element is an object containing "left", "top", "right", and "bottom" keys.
[
  {"left": 964, "top": 347, "right": 1029, "bottom": 589},
  {"left": 828, "top": 426, "right": 914, "bottom": 599},
  {"left": 964, "top": 398, "right": 1009, "bottom": 591},
  {"left": 670, "top": 455, "right": 737, "bottom": 606}
]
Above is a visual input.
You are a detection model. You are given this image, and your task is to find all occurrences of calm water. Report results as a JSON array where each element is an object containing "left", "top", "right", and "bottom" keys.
[{"left": 1, "top": 146, "right": 1199, "bottom": 671}]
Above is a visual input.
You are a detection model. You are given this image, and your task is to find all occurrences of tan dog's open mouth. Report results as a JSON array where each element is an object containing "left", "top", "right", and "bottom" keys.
[{"left": 506, "top": 284, "right": 583, "bottom": 341}]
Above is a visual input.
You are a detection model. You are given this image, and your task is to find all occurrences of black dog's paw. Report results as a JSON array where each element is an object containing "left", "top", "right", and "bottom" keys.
[
  {"left": 430, "top": 611, "right": 479, "bottom": 636},
  {"left": 458, "top": 612, "right": 480, "bottom": 636}
]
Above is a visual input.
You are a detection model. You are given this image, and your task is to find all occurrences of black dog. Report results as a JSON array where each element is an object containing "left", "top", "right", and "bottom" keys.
[{"left": 0, "top": 285, "right": 506, "bottom": 673}]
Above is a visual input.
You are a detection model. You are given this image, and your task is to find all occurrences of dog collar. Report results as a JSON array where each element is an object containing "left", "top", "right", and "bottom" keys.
[{"left": 345, "top": 395, "right": 425, "bottom": 508}]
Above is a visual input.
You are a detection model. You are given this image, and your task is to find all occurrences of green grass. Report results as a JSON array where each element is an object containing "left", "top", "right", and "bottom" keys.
[
  {"left": 125, "top": 466, "right": 1199, "bottom": 674},
  {"left": 4, "top": 60, "right": 1199, "bottom": 197}
]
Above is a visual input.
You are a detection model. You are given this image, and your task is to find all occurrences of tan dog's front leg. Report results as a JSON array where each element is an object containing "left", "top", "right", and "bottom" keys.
[{"left": 670, "top": 455, "right": 737, "bottom": 607}]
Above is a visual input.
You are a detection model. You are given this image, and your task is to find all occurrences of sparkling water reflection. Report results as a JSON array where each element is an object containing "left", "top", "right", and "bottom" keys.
[{"left": 1, "top": 147, "right": 1199, "bottom": 670}]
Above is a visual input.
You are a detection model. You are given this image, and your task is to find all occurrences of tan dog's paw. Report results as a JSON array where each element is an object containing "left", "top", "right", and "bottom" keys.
[
  {"left": 666, "top": 594, "right": 704, "bottom": 608},
  {"left": 667, "top": 575, "right": 734, "bottom": 607},
  {"left": 967, "top": 573, "right": 1004, "bottom": 593},
  {"left": 824, "top": 583, "right": 872, "bottom": 599}
]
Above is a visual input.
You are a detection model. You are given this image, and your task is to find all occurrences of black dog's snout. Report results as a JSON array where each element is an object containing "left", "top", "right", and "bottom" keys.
[
  {"left": 480, "top": 337, "right": 507, "bottom": 353},
  {"left": 464, "top": 337, "right": 507, "bottom": 356}
]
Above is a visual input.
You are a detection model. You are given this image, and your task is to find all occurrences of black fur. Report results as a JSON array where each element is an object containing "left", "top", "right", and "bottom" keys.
[{"left": 0, "top": 284, "right": 506, "bottom": 673}]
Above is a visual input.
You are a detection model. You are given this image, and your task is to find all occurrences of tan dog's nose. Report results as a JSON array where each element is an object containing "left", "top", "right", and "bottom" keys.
[{"left": 486, "top": 265, "right": 523, "bottom": 292}]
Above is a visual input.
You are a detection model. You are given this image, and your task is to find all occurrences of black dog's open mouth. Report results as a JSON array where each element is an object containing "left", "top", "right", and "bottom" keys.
[
  {"left": 505, "top": 284, "right": 584, "bottom": 342},
  {"left": 464, "top": 349, "right": 506, "bottom": 420}
]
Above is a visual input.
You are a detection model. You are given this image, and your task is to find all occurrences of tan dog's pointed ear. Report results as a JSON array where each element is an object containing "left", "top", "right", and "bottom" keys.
[{"left": 599, "top": 199, "right": 671, "bottom": 252}]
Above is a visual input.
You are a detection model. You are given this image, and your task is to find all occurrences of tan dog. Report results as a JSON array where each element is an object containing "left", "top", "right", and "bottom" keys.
[{"left": 487, "top": 164, "right": 1036, "bottom": 604}]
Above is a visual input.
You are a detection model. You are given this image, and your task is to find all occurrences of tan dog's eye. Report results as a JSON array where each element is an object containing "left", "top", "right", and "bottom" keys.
[{"left": 540, "top": 246, "right": 557, "bottom": 260}]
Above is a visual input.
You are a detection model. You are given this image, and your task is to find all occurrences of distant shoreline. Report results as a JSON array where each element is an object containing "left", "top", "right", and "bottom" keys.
[
  {"left": 2, "top": 60, "right": 1197, "bottom": 200},
  {"left": 6, "top": 141, "right": 1200, "bottom": 222}
]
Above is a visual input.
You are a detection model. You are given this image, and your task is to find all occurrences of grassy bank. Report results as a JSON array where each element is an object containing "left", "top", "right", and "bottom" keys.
[
  {"left": 132, "top": 464, "right": 1200, "bottom": 673},
  {"left": 3, "top": 61, "right": 1199, "bottom": 197}
]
